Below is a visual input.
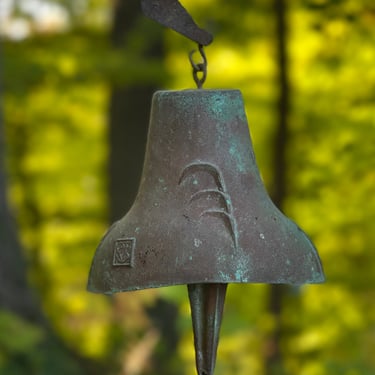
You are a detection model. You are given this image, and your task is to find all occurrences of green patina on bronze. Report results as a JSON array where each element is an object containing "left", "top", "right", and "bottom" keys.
[
  {"left": 87, "top": 89, "right": 325, "bottom": 375},
  {"left": 88, "top": 90, "right": 324, "bottom": 293}
]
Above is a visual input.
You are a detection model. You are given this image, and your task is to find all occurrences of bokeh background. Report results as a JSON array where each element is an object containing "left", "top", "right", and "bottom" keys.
[{"left": 1, "top": 0, "right": 374, "bottom": 374}]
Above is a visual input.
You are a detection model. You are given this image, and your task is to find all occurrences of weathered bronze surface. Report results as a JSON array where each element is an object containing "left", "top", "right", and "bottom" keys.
[
  {"left": 141, "top": 0, "right": 213, "bottom": 46},
  {"left": 88, "top": 89, "right": 324, "bottom": 375},
  {"left": 88, "top": 90, "right": 324, "bottom": 293},
  {"left": 188, "top": 283, "right": 227, "bottom": 375}
]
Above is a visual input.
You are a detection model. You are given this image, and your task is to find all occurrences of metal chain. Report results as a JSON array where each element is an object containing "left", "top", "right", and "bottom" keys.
[{"left": 189, "top": 44, "right": 207, "bottom": 89}]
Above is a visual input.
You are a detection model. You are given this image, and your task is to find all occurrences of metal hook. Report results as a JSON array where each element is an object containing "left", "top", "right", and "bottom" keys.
[{"left": 141, "top": 0, "right": 213, "bottom": 46}]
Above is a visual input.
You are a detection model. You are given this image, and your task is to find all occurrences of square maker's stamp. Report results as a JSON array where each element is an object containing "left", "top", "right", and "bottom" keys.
[{"left": 113, "top": 238, "right": 135, "bottom": 267}]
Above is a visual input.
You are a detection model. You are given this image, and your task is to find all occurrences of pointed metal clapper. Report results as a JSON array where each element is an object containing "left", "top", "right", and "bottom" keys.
[{"left": 188, "top": 284, "right": 227, "bottom": 375}]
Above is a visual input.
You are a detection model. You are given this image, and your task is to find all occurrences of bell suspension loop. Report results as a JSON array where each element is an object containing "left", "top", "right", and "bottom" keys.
[{"left": 189, "top": 44, "right": 208, "bottom": 89}]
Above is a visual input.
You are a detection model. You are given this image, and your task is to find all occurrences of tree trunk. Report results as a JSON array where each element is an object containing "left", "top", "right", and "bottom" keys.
[
  {"left": 109, "top": 0, "right": 164, "bottom": 221},
  {"left": 0, "top": 43, "right": 45, "bottom": 325},
  {"left": 0, "top": 40, "right": 106, "bottom": 375},
  {"left": 108, "top": 2, "right": 179, "bottom": 374},
  {"left": 265, "top": 0, "right": 289, "bottom": 374}
]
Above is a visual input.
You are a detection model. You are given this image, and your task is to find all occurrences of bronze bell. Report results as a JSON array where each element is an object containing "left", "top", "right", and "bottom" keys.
[
  {"left": 88, "top": 89, "right": 324, "bottom": 375},
  {"left": 88, "top": 89, "right": 323, "bottom": 292}
]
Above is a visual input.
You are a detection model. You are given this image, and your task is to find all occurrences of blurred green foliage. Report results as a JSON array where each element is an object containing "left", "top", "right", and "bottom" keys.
[
  {"left": 0, "top": 310, "right": 84, "bottom": 375},
  {"left": 1, "top": 0, "right": 375, "bottom": 374}
]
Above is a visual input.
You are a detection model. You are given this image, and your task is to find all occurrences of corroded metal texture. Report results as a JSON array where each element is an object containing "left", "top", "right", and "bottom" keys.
[
  {"left": 188, "top": 283, "right": 227, "bottom": 375},
  {"left": 87, "top": 89, "right": 324, "bottom": 294},
  {"left": 141, "top": 0, "right": 213, "bottom": 46}
]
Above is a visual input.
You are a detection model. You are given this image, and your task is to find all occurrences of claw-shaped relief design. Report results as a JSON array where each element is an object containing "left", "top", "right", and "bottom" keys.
[{"left": 179, "top": 162, "right": 238, "bottom": 248}]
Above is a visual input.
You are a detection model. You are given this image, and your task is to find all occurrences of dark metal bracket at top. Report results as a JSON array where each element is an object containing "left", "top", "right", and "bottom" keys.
[{"left": 141, "top": 0, "right": 213, "bottom": 46}]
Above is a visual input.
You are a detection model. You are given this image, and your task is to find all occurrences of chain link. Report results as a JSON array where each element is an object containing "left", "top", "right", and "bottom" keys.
[{"left": 189, "top": 44, "right": 207, "bottom": 89}]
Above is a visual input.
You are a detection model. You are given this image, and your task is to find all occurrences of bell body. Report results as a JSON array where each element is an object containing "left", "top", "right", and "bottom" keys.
[{"left": 88, "top": 89, "right": 324, "bottom": 293}]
